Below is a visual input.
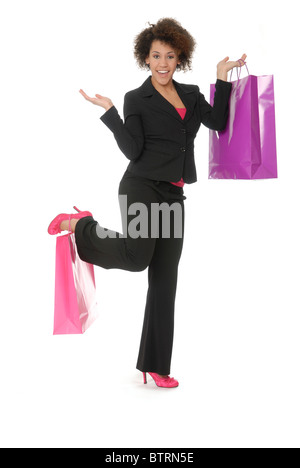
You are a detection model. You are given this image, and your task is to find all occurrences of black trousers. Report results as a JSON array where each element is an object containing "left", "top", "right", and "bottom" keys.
[{"left": 74, "top": 169, "right": 186, "bottom": 375}]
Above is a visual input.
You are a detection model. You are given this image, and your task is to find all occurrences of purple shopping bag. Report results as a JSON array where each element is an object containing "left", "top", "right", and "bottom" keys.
[
  {"left": 208, "top": 62, "right": 278, "bottom": 179},
  {"left": 53, "top": 231, "right": 99, "bottom": 335}
]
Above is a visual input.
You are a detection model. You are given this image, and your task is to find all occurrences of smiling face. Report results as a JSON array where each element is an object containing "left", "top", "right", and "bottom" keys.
[{"left": 146, "top": 40, "right": 181, "bottom": 89}]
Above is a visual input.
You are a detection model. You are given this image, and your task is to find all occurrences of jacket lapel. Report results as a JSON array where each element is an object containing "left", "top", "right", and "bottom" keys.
[{"left": 140, "top": 76, "right": 197, "bottom": 124}]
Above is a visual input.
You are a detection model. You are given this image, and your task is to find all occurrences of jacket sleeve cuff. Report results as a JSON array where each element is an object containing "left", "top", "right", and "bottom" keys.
[
  {"left": 100, "top": 106, "right": 121, "bottom": 132},
  {"left": 216, "top": 78, "right": 233, "bottom": 89}
]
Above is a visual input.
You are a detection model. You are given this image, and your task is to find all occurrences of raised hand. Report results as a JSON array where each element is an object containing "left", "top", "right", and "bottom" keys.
[
  {"left": 79, "top": 89, "right": 114, "bottom": 112},
  {"left": 217, "top": 54, "right": 247, "bottom": 81}
]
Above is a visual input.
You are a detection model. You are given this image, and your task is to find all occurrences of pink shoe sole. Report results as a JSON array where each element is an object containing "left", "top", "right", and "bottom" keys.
[
  {"left": 143, "top": 372, "right": 179, "bottom": 388},
  {"left": 48, "top": 206, "right": 93, "bottom": 235}
]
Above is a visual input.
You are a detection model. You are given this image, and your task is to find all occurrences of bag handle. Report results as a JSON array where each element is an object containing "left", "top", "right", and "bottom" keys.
[
  {"left": 229, "top": 59, "right": 250, "bottom": 83},
  {"left": 68, "top": 215, "right": 76, "bottom": 264}
]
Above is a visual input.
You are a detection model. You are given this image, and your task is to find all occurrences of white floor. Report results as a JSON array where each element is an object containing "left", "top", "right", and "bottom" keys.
[{"left": 1, "top": 264, "right": 300, "bottom": 448}]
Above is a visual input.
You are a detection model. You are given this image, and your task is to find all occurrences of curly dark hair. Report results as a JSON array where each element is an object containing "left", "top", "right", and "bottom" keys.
[{"left": 134, "top": 18, "right": 196, "bottom": 72}]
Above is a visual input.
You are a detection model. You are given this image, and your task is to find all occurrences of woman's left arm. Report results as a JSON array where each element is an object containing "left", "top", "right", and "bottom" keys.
[{"left": 198, "top": 54, "right": 247, "bottom": 131}]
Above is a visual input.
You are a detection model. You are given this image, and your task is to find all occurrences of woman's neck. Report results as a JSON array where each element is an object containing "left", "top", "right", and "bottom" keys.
[{"left": 151, "top": 76, "right": 176, "bottom": 95}]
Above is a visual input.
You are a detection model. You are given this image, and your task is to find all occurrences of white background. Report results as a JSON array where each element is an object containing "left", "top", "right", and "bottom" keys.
[{"left": 0, "top": 0, "right": 299, "bottom": 448}]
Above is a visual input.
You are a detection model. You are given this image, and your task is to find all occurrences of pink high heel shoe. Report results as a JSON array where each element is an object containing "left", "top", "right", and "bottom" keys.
[
  {"left": 47, "top": 206, "right": 93, "bottom": 235},
  {"left": 143, "top": 372, "right": 179, "bottom": 388}
]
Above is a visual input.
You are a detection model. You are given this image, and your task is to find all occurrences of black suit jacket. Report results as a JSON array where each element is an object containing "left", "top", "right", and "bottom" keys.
[{"left": 100, "top": 76, "right": 232, "bottom": 184}]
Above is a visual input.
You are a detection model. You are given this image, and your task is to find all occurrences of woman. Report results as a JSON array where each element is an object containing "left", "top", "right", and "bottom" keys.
[{"left": 48, "top": 18, "right": 247, "bottom": 388}]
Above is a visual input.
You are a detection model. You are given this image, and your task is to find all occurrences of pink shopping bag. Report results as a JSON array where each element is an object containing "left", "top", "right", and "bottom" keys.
[
  {"left": 53, "top": 231, "right": 99, "bottom": 335},
  {"left": 208, "top": 62, "right": 278, "bottom": 179}
]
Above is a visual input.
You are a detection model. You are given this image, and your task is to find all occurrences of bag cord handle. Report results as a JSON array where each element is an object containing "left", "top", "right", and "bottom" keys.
[
  {"left": 230, "top": 59, "right": 250, "bottom": 83},
  {"left": 68, "top": 215, "right": 76, "bottom": 263}
]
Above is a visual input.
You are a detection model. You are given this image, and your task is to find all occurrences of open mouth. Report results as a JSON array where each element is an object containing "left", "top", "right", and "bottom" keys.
[{"left": 157, "top": 71, "right": 169, "bottom": 77}]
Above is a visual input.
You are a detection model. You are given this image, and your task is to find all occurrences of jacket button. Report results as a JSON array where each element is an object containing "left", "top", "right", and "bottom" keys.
[
  {"left": 180, "top": 147, "right": 186, "bottom": 152},
  {"left": 181, "top": 128, "right": 187, "bottom": 134}
]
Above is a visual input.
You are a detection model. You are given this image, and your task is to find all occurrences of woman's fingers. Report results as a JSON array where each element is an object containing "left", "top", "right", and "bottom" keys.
[
  {"left": 79, "top": 89, "right": 101, "bottom": 106},
  {"left": 79, "top": 89, "right": 112, "bottom": 109},
  {"left": 79, "top": 89, "right": 93, "bottom": 101},
  {"left": 79, "top": 90, "right": 103, "bottom": 101},
  {"left": 237, "top": 54, "right": 247, "bottom": 66}
]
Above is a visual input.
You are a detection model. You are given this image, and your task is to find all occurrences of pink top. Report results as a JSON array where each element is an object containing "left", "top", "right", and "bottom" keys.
[{"left": 169, "top": 108, "right": 187, "bottom": 187}]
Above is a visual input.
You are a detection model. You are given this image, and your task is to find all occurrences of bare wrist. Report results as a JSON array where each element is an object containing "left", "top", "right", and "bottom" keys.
[
  {"left": 105, "top": 103, "right": 114, "bottom": 112},
  {"left": 217, "top": 72, "right": 228, "bottom": 82}
]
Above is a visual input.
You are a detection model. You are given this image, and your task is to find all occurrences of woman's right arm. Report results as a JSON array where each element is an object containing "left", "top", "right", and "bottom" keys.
[{"left": 79, "top": 89, "right": 144, "bottom": 161}]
